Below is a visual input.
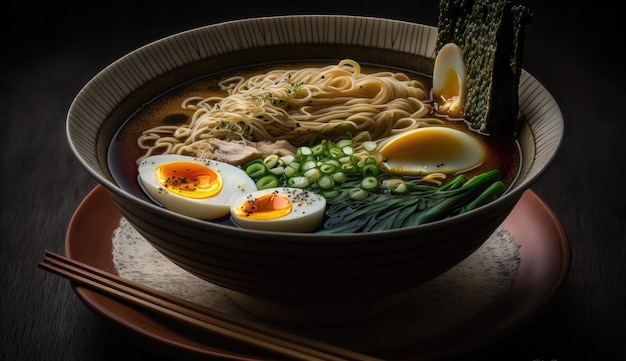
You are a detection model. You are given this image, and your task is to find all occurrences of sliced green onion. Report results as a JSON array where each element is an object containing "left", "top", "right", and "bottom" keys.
[
  {"left": 288, "top": 176, "right": 310, "bottom": 188},
  {"left": 311, "top": 144, "right": 325, "bottom": 155},
  {"left": 328, "top": 147, "right": 344, "bottom": 158},
  {"left": 285, "top": 162, "right": 300, "bottom": 176},
  {"left": 348, "top": 188, "right": 368, "bottom": 200},
  {"left": 269, "top": 166, "right": 285, "bottom": 175},
  {"left": 319, "top": 163, "right": 337, "bottom": 174},
  {"left": 361, "top": 163, "right": 380, "bottom": 177},
  {"left": 341, "top": 146, "right": 354, "bottom": 155},
  {"left": 363, "top": 140, "right": 377, "bottom": 152},
  {"left": 331, "top": 171, "right": 346, "bottom": 183},
  {"left": 297, "top": 146, "right": 312, "bottom": 156},
  {"left": 279, "top": 155, "right": 294, "bottom": 165},
  {"left": 341, "top": 163, "right": 356, "bottom": 173},
  {"left": 245, "top": 162, "right": 267, "bottom": 178},
  {"left": 317, "top": 175, "right": 335, "bottom": 190},
  {"left": 336, "top": 139, "right": 352, "bottom": 148},
  {"left": 256, "top": 175, "right": 279, "bottom": 189},
  {"left": 382, "top": 179, "right": 408, "bottom": 194},
  {"left": 263, "top": 154, "right": 279, "bottom": 169},
  {"left": 283, "top": 166, "right": 297, "bottom": 177},
  {"left": 338, "top": 156, "right": 352, "bottom": 164},
  {"left": 303, "top": 168, "right": 321, "bottom": 182},
  {"left": 301, "top": 160, "right": 317, "bottom": 171},
  {"left": 320, "top": 189, "right": 340, "bottom": 199},
  {"left": 361, "top": 176, "right": 379, "bottom": 190}
]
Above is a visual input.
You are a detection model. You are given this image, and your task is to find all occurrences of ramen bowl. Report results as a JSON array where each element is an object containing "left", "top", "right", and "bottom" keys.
[{"left": 66, "top": 15, "right": 563, "bottom": 326}]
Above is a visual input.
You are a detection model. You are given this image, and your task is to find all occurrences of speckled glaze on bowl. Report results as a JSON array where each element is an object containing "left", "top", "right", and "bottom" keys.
[{"left": 66, "top": 15, "right": 563, "bottom": 326}]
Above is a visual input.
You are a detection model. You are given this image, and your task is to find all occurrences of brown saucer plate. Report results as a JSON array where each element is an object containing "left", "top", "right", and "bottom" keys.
[{"left": 65, "top": 185, "right": 569, "bottom": 360}]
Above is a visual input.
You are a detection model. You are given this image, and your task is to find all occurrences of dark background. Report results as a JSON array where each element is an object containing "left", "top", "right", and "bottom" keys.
[{"left": 2, "top": 1, "right": 624, "bottom": 360}]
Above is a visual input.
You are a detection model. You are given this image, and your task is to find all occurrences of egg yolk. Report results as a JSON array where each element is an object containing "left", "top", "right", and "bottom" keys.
[
  {"left": 434, "top": 67, "right": 461, "bottom": 101},
  {"left": 379, "top": 127, "right": 485, "bottom": 175},
  {"left": 234, "top": 193, "right": 292, "bottom": 220},
  {"left": 155, "top": 161, "right": 223, "bottom": 199},
  {"left": 382, "top": 128, "right": 461, "bottom": 159}
]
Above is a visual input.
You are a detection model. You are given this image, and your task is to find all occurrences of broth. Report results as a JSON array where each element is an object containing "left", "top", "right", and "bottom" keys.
[{"left": 108, "top": 61, "right": 520, "bottom": 228}]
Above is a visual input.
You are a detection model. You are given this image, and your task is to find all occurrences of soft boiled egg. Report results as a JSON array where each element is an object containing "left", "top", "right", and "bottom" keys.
[
  {"left": 138, "top": 154, "right": 257, "bottom": 220},
  {"left": 378, "top": 126, "right": 486, "bottom": 176},
  {"left": 230, "top": 187, "right": 326, "bottom": 233},
  {"left": 433, "top": 42, "right": 467, "bottom": 118}
]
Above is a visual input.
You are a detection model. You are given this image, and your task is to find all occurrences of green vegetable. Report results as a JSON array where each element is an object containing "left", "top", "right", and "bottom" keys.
[
  {"left": 255, "top": 175, "right": 279, "bottom": 189},
  {"left": 244, "top": 160, "right": 267, "bottom": 179},
  {"left": 460, "top": 179, "right": 506, "bottom": 213},
  {"left": 317, "top": 169, "right": 505, "bottom": 234},
  {"left": 413, "top": 170, "right": 500, "bottom": 225},
  {"left": 437, "top": 0, "right": 533, "bottom": 135},
  {"left": 241, "top": 134, "right": 508, "bottom": 233},
  {"left": 360, "top": 176, "right": 379, "bottom": 190},
  {"left": 242, "top": 137, "right": 366, "bottom": 192}
]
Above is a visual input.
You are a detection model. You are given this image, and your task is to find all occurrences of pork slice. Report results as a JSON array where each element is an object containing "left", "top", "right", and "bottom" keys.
[
  {"left": 194, "top": 138, "right": 263, "bottom": 165},
  {"left": 193, "top": 138, "right": 298, "bottom": 166},
  {"left": 254, "top": 140, "right": 297, "bottom": 157}
]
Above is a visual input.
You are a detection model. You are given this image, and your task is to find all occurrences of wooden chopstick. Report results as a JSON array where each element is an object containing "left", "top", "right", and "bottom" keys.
[{"left": 38, "top": 250, "right": 384, "bottom": 361}]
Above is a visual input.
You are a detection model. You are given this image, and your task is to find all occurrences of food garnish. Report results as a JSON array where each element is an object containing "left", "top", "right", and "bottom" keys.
[
  {"left": 242, "top": 134, "right": 506, "bottom": 233},
  {"left": 436, "top": 0, "right": 533, "bottom": 135},
  {"left": 319, "top": 168, "right": 505, "bottom": 233}
]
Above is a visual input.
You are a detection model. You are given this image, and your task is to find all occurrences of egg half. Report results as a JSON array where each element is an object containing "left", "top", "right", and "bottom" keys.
[
  {"left": 433, "top": 42, "right": 467, "bottom": 118},
  {"left": 138, "top": 154, "right": 257, "bottom": 220},
  {"left": 230, "top": 187, "right": 326, "bottom": 233},
  {"left": 378, "top": 126, "right": 486, "bottom": 176}
]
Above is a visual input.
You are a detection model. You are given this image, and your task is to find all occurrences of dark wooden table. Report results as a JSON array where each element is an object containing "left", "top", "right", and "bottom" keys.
[{"left": 2, "top": 1, "right": 624, "bottom": 360}]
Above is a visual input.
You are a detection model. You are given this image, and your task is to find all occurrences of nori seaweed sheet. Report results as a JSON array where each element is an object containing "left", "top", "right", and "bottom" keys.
[{"left": 436, "top": 0, "right": 532, "bottom": 135}]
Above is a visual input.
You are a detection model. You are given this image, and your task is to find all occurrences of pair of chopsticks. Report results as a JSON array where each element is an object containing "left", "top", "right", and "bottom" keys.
[{"left": 38, "top": 250, "right": 383, "bottom": 361}]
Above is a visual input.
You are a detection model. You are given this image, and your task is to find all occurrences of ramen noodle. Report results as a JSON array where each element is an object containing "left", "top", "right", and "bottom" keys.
[{"left": 136, "top": 59, "right": 444, "bottom": 163}]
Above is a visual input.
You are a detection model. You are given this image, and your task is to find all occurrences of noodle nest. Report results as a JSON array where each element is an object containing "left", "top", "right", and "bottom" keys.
[{"left": 137, "top": 59, "right": 443, "bottom": 162}]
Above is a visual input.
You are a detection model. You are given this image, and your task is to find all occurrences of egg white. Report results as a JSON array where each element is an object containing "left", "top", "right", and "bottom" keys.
[
  {"left": 378, "top": 126, "right": 485, "bottom": 176},
  {"left": 138, "top": 154, "right": 257, "bottom": 220},
  {"left": 230, "top": 187, "right": 326, "bottom": 233},
  {"left": 433, "top": 42, "right": 467, "bottom": 118}
]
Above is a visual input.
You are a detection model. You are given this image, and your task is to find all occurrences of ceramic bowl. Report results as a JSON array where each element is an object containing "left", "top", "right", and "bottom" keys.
[{"left": 66, "top": 15, "right": 563, "bottom": 326}]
